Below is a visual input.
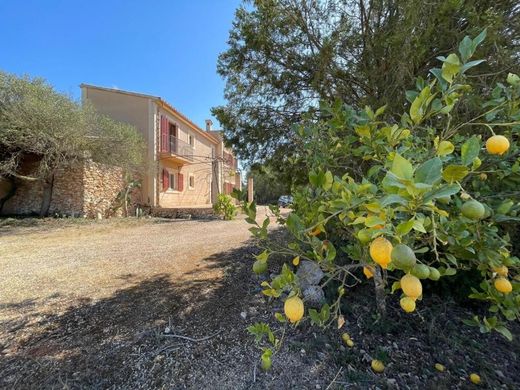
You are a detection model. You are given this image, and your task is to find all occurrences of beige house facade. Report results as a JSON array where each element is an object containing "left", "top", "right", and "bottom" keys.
[{"left": 81, "top": 84, "right": 241, "bottom": 209}]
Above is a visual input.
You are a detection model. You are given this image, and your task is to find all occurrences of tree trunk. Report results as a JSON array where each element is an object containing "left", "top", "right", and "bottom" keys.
[
  {"left": 0, "top": 176, "right": 17, "bottom": 213},
  {"left": 39, "top": 173, "right": 55, "bottom": 217},
  {"left": 373, "top": 266, "right": 387, "bottom": 317}
]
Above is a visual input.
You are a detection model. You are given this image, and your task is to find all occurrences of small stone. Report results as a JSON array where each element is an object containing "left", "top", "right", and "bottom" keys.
[
  {"left": 296, "top": 261, "right": 324, "bottom": 288},
  {"left": 302, "top": 285, "right": 326, "bottom": 307},
  {"left": 154, "top": 354, "right": 165, "bottom": 363},
  {"left": 240, "top": 311, "right": 247, "bottom": 319},
  {"left": 164, "top": 327, "right": 171, "bottom": 334}
]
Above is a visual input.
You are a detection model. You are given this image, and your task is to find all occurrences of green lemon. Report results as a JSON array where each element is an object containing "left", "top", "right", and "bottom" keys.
[
  {"left": 253, "top": 260, "right": 268, "bottom": 274},
  {"left": 357, "top": 229, "right": 372, "bottom": 244},
  {"left": 461, "top": 200, "right": 485, "bottom": 220},
  {"left": 428, "top": 267, "right": 441, "bottom": 281},
  {"left": 411, "top": 263, "right": 431, "bottom": 279},
  {"left": 391, "top": 244, "right": 417, "bottom": 271}
]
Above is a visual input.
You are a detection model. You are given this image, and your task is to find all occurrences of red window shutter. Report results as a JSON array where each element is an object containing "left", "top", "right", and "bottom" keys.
[
  {"left": 161, "top": 116, "right": 169, "bottom": 153},
  {"left": 178, "top": 173, "right": 184, "bottom": 192},
  {"left": 162, "top": 169, "right": 169, "bottom": 191}
]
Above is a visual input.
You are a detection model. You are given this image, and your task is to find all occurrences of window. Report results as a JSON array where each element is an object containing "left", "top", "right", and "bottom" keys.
[
  {"left": 189, "top": 174, "right": 195, "bottom": 189},
  {"left": 169, "top": 173, "right": 177, "bottom": 191},
  {"left": 188, "top": 134, "right": 194, "bottom": 147}
]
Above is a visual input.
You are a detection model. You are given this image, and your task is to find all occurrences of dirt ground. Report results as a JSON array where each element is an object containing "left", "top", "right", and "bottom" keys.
[{"left": 1, "top": 212, "right": 519, "bottom": 389}]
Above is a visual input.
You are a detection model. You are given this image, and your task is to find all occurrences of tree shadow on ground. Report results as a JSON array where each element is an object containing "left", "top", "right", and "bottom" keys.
[{"left": 0, "top": 229, "right": 324, "bottom": 390}]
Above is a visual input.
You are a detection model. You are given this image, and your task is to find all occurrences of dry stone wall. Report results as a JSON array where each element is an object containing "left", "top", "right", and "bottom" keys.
[{"left": 0, "top": 159, "right": 124, "bottom": 218}]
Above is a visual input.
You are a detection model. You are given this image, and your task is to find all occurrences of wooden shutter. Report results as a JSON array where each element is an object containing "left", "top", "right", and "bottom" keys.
[
  {"left": 178, "top": 173, "right": 184, "bottom": 192},
  {"left": 160, "top": 115, "right": 169, "bottom": 153},
  {"left": 162, "top": 169, "right": 169, "bottom": 191}
]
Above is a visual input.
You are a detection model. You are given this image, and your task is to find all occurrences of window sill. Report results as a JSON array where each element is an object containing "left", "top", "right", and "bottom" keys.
[{"left": 165, "top": 189, "right": 182, "bottom": 194}]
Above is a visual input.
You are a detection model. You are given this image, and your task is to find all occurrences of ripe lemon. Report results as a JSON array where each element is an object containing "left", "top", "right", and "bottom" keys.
[
  {"left": 493, "top": 265, "right": 508, "bottom": 277},
  {"left": 435, "top": 363, "right": 445, "bottom": 372},
  {"left": 461, "top": 200, "right": 486, "bottom": 220},
  {"left": 284, "top": 295, "right": 304, "bottom": 323},
  {"left": 401, "top": 274, "right": 422, "bottom": 299},
  {"left": 369, "top": 237, "right": 393, "bottom": 269},
  {"left": 363, "top": 266, "right": 374, "bottom": 279},
  {"left": 486, "top": 135, "right": 510, "bottom": 155},
  {"left": 253, "top": 260, "right": 268, "bottom": 274},
  {"left": 469, "top": 373, "right": 481, "bottom": 384},
  {"left": 494, "top": 277, "right": 512, "bottom": 294},
  {"left": 428, "top": 267, "right": 441, "bottom": 281},
  {"left": 391, "top": 244, "right": 416, "bottom": 271},
  {"left": 371, "top": 359, "right": 385, "bottom": 373},
  {"left": 400, "top": 296, "right": 416, "bottom": 313},
  {"left": 411, "top": 264, "right": 431, "bottom": 279}
]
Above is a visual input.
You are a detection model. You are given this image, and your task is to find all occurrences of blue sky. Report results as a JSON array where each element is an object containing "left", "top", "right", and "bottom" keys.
[{"left": 0, "top": 0, "right": 241, "bottom": 129}]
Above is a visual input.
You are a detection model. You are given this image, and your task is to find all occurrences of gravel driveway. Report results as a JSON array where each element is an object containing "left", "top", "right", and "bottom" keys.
[{"left": 0, "top": 209, "right": 276, "bottom": 307}]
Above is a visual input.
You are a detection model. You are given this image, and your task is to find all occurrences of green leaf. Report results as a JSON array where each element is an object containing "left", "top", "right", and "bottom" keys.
[
  {"left": 380, "top": 194, "right": 408, "bottom": 207},
  {"left": 375, "top": 105, "right": 387, "bottom": 117},
  {"left": 461, "top": 59, "right": 485, "bottom": 73},
  {"left": 461, "top": 137, "right": 481, "bottom": 165},
  {"left": 323, "top": 171, "right": 333, "bottom": 191},
  {"left": 437, "top": 140, "right": 455, "bottom": 156},
  {"left": 391, "top": 281, "right": 401, "bottom": 293},
  {"left": 396, "top": 219, "right": 415, "bottom": 235},
  {"left": 441, "top": 53, "right": 461, "bottom": 83},
  {"left": 442, "top": 165, "right": 469, "bottom": 183},
  {"left": 255, "top": 250, "right": 270, "bottom": 262},
  {"left": 507, "top": 73, "right": 520, "bottom": 87},
  {"left": 472, "top": 28, "right": 487, "bottom": 49},
  {"left": 391, "top": 153, "right": 414, "bottom": 180},
  {"left": 410, "top": 86, "right": 431, "bottom": 124},
  {"left": 274, "top": 312, "right": 286, "bottom": 323},
  {"left": 365, "top": 216, "right": 385, "bottom": 227},
  {"left": 412, "top": 219, "right": 427, "bottom": 233},
  {"left": 320, "top": 304, "right": 331, "bottom": 322},
  {"left": 423, "top": 184, "right": 461, "bottom": 203},
  {"left": 495, "top": 326, "right": 513, "bottom": 341},
  {"left": 458, "top": 36, "right": 473, "bottom": 62},
  {"left": 415, "top": 157, "right": 442, "bottom": 184}
]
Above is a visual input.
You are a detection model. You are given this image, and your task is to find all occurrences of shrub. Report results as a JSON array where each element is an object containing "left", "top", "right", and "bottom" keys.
[
  {"left": 213, "top": 193, "right": 237, "bottom": 220},
  {"left": 240, "top": 30, "right": 520, "bottom": 369}
]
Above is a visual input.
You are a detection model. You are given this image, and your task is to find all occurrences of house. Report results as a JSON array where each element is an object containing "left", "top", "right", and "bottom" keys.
[{"left": 80, "top": 84, "right": 241, "bottom": 212}]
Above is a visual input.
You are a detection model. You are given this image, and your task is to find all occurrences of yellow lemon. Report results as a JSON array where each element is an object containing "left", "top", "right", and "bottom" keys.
[
  {"left": 363, "top": 266, "right": 374, "bottom": 279},
  {"left": 401, "top": 274, "right": 423, "bottom": 299},
  {"left": 341, "top": 333, "right": 351, "bottom": 344},
  {"left": 369, "top": 237, "right": 393, "bottom": 269},
  {"left": 283, "top": 295, "right": 304, "bottom": 322},
  {"left": 284, "top": 295, "right": 304, "bottom": 323},
  {"left": 493, "top": 265, "right": 508, "bottom": 277},
  {"left": 435, "top": 363, "right": 445, "bottom": 372},
  {"left": 371, "top": 359, "right": 385, "bottom": 373},
  {"left": 400, "top": 296, "right": 416, "bottom": 313},
  {"left": 469, "top": 373, "right": 481, "bottom": 384},
  {"left": 486, "top": 135, "right": 510, "bottom": 155},
  {"left": 494, "top": 277, "right": 512, "bottom": 294}
]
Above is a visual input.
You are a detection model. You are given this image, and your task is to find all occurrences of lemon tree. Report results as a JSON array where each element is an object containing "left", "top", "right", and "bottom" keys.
[{"left": 240, "top": 30, "right": 520, "bottom": 370}]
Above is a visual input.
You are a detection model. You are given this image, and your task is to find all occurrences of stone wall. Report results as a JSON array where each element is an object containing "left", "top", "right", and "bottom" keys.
[
  {"left": 0, "top": 158, "right": 125, "bottom": 218},
  {"left": 82, "top": 160, "right": 124, "bottom": 218}
]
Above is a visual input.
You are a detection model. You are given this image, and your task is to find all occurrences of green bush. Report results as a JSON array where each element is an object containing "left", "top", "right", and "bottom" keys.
[
  {"left": 213, "top": 193, "right": 237, "bottom": 220},
  {"left": 241, "top": 30, "right": 520, "bottom": 369}
]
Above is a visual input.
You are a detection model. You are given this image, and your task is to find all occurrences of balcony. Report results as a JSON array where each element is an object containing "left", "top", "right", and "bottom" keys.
[{"left": 161, "top": 135, "right": 194, "bottom": 163}]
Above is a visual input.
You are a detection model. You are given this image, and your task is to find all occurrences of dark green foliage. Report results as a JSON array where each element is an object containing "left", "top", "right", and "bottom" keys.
[{"left": 213, "top": 0, "right": 520, "bottom": 171}]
